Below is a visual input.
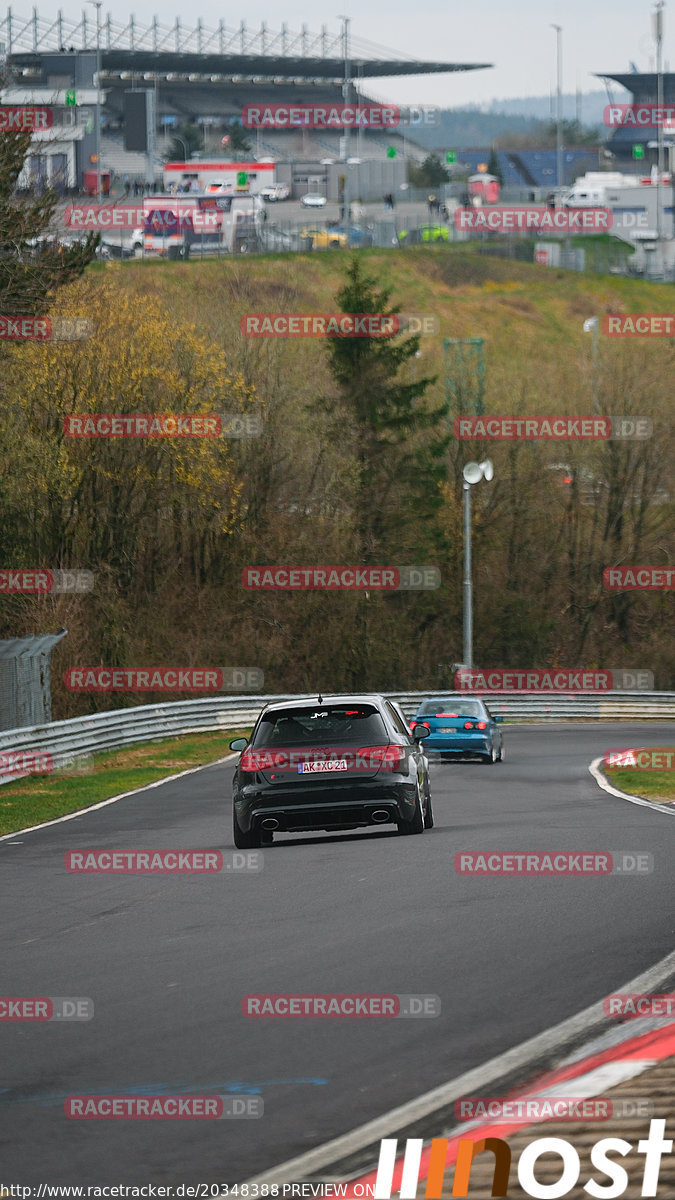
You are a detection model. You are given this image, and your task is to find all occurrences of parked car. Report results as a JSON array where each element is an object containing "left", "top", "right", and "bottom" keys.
[
  {"left": 411, "top": 695, "right": 504, "bottom": 763},
  {"left": 259, "top": 183, "right": 290, "bottom": 201},
  {"left": 229, "top": 694, "right": 433, "bottom": 847},
  {"left": 398, "top": 225, "right": 450, "bottom": 245},
  {"left": 300, "top": 225, "right": 347, "bottom": 248},
  {"left": 57, "top": 232, "right": 111, "bottom": 260},
  {"left": 324, "top": 224, "right": 373, "bottom": 247},
  {"left": 260, "top": 226, "right": 298, "bottom": 252},
  {"left": 301, "top": 193, "right": 327, "bottom": 208}
]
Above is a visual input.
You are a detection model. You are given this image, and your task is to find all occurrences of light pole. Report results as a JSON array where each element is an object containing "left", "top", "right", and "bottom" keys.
[
  {"left": 551, "top": 24, "right": 563, "bottom": 191},
  {"left": 337, "top": 15, "right": 350, "bottom": 221},
  {"left": 88, "top": 0, "right": 102, "bottom": 203},
  {"left": 462, "top": 459, "right": 494, "bottom": 668},
  {"left": 173, "top": 135, "right": 189, "bottom": 162},
  {"left": 583, "top": 317, "right": 599, "bottom": 413},
  {"left": 654, "top": 1, "right": 665, "bottom": 255}
]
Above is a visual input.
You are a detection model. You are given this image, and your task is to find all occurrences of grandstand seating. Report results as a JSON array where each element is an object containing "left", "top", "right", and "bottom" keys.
[
  {"left": 100, "top": 134, "right": 160, "bottom": 177},
  {"left": 452, "top": 147, "right": 598, "bottom": 189}
]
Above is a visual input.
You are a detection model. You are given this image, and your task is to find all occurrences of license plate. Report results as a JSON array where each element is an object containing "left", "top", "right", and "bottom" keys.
[
  {"left": 439, "top": 727, "right": 455, "bottom": 733},
  {"left": 298, "top": 760, "right": 348, "bottom": 774}
]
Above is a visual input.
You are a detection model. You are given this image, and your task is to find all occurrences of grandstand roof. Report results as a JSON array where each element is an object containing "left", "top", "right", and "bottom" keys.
[
  {"left": 595, "top": 72, "right": 675, "bottom": 101},
  {"left": 11, "top": 49, "right": 492, "bottom": 80},
  {"left": 2, "top": 10, "right": 491, "bottom": 81}
]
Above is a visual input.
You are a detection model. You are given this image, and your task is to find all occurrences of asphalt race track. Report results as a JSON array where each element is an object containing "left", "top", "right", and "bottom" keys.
[{"left": 1, "top": 721, "right": 674, "bottom": 1185}]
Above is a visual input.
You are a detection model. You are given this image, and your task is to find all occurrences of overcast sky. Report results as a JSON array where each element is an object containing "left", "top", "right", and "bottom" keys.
[{"left": 32, "top": 0, "right": 671, "bottom": 108}]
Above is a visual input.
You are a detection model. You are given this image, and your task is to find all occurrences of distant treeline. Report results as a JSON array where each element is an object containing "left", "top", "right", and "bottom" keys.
[{"left": 409, "top": 97, "right": 610, "bottom": 150}]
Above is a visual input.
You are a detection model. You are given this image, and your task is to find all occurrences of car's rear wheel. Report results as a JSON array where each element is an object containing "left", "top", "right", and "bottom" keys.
[
  {"left": 483, "top": 744, "right": 499, "bottom": 764},
  {"left": 397, "top": 785, "right": 425, "bottom": 835},
  {"left": 423, "top": 790, "right": 434, "bottom": 829},
  {"left": 233, "top": 807, "right": 261, "bottom": 849},
  {"left": 496, "top": 741, "right": 504, "bottom": 762}
]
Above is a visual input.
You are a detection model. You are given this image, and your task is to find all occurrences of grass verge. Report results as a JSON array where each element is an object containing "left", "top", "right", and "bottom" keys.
[
  {"left": 0, "top": 729, "right": 251, "bottom": 836},
  {"left": 603, "top": 768, "right": 675, "bottom": 803}
]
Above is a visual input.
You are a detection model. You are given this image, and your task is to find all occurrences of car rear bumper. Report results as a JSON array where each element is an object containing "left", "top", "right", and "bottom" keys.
[
  {"left": 424, "top": 733, "right": 492, "bottom": 755},
  {"left": 234, "top": 779, "right": 418, "bottom": 833}
]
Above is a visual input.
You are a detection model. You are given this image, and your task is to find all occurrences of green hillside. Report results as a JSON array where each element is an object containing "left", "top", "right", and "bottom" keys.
[{"left": 1, "top": 245, "right": 672, "bottom": 712}]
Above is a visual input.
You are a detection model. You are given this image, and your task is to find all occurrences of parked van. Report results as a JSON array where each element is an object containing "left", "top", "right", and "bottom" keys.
[
  {"left": 141, "top": 193, "right": 266, "bottom": 257},
  {"left": 562, "top": 171, "right": 672, "bottom": 208}
]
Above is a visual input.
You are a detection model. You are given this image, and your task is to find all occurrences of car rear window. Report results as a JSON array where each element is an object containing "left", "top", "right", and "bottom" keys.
[
  {"left": 253, "top": 705, "right": 388, "bottom": 747},
  {"left": 418, "top": 700, "right": 483, "bottom": 718}
]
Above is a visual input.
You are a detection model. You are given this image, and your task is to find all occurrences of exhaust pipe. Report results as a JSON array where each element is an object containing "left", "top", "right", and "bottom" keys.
[
  {"left": 261, "top": 817, "right": 280, "bottom": 831},
  {"left": 371, "top": 810, "right": 390, "bottom": 824}
]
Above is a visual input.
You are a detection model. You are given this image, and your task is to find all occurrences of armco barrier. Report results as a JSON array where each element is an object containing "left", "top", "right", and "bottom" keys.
[{"left": 0, "top": 691, "right": 673, "bottom": 786}]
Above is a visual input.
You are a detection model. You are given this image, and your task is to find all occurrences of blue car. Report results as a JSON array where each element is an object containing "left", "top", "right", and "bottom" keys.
[
  {"left": 411, "top": 695, "right": 504, "bottom": 764},
  {"left": 327, "top": 223, "right": 373, "bottom": 247}
]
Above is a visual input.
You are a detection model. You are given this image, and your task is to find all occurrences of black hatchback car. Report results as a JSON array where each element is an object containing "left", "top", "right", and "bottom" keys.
[{"left": 229, "top": 695, "right": 433, "bottom": 847}]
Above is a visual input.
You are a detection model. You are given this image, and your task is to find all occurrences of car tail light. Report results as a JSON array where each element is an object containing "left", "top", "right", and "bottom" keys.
[
  {"left": 437, "top": 713, "right": 458, "bottom": 718},
  {"left": 464, "top": 721, "right": 473, "bottom": 729},
  {"left": 240, "top": 749, "right": 279, "bottom": 772},
  {"left": 358, "top": 745, "right": 407, "bottom": 771},
  {"left": 477, "top": 721, "right": 487, "bottom": 729}
]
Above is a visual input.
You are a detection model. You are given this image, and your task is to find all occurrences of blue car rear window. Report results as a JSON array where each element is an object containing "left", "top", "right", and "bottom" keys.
[{"left": 418, "top": 701, "right": 483, "bottom": 718}]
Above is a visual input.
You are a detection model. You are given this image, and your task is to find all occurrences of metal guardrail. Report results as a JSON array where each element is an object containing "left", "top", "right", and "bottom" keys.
[{"left": 0, "top": 691, "right": 673, "bottom": 785}]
